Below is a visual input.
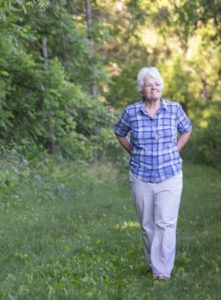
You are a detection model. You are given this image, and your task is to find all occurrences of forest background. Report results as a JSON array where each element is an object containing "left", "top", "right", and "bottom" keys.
[{"left": 0, "top": 0, "right": 220, "bottom": 168}]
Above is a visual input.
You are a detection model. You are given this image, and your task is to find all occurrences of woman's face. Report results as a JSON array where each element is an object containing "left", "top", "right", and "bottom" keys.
[{"left": 142, "top": 76, "right": 162, "bottom": 101}]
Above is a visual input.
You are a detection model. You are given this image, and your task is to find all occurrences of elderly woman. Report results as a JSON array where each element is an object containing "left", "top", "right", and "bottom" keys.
[{"left": 114, "top": 67, "right": 192, "bottom": 280}]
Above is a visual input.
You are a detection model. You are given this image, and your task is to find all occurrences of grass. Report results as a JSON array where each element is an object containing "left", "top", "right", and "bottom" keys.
[{"left": 0, "top": 157, "right": 221, "bottom": 300}]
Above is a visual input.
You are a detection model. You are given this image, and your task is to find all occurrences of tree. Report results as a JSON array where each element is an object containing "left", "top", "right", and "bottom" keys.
[{"left": 0, "top": 0, "right": 114, "bottom": 160}]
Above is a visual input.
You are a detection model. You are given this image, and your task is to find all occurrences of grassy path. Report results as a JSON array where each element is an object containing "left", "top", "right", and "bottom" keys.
[{"left": 0, "top": 160, "right": 221, "bottom": 299}]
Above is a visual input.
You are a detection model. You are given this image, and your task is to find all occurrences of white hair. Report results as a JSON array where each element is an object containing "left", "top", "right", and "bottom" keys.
[{"left": 136, "top": 67, "right": 164, "bottom": 92}]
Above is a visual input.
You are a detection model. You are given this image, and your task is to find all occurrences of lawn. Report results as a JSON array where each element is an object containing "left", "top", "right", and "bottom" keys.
[{"left": 0, "top": 158, "right": 221, "bottom": 300}]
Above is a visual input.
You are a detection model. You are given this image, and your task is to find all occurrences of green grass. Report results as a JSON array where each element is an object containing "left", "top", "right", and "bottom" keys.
[{"left": 0, "top": 158, "right": 221, "bottom": 300}]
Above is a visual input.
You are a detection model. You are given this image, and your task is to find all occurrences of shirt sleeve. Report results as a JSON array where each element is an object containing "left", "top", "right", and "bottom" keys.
[
  {"left": 176, "top": 104, "right": 192, "bottom": 134},
  {"left": 114, "top": 109, "right": 131, "bottom": 137}
]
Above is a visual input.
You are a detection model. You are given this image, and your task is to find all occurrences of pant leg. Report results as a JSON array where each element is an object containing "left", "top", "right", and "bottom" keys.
[
  {"left": 151, "top": 172, "right": 183, "bottom": 278},
  {"left": 129, "top": 172, "right": 155, "bottom": 268}
]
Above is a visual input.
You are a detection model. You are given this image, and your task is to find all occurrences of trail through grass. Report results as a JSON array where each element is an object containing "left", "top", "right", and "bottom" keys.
[{"left": 0, "top": 159, "right": 221, "bottom": 299}]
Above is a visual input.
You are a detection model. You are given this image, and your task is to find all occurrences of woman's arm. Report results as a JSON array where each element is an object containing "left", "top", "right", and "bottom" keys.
[
  {"left": 116, "top": 135, "right": 132, "bottom": 154},
  {"left": 177, "top": 130, "right": 192, "bottom": 152}
]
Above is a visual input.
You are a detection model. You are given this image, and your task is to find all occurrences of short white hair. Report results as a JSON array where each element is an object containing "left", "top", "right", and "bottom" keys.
[{"left": 136, "top": 67, "right": 164, "bottom": 92}]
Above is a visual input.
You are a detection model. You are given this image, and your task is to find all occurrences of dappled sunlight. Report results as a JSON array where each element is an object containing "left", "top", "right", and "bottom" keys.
[
  {"left": 108, "top": 62, "right": 122, "bottom": 76},
  {"left": 141, "top": 28, "right": 158, "bottom": 48},
  {"left": 114, "top": 1, "right": 125, "bottom": 12},
  {"left": 115, "top": 220, "right": 139, "bottom": 230},
  {"left": 186, "top": 36, "right": 199, "bottom": 60}
]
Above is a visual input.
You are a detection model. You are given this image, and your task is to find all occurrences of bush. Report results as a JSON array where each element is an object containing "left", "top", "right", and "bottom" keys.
[{"left": 183, "top": 104, "right": 221, "bottom": 171}]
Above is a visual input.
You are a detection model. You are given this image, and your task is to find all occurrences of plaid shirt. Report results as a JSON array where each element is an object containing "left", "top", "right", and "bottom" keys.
[{"left": 114, "top": 98, "right": 192, "bottom": 183}]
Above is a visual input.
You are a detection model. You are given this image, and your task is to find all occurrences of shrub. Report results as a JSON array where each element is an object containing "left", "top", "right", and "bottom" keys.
[{"left": 183, "top": 103, "right": 221, "bottom": 171}]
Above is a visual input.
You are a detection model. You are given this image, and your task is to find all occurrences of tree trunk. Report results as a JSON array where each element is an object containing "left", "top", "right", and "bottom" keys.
[
  {"left": 42, "top": 35, "right": 56, "bottom": 153},
  {"left": 85, "top": 0, "right": 97, "bottom": 97}
]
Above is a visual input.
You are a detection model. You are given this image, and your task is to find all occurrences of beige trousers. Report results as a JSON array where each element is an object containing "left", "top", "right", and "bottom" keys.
[{"left": 129, "top": 171, "right": 183, "bottom": 278}]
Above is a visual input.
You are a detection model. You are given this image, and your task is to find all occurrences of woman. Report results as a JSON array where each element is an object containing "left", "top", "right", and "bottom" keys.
[{"left": 114, "top": 67, "right": 192, "bottom": 280}]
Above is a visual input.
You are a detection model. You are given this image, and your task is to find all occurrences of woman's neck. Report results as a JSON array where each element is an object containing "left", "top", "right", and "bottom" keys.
[{"left": 143, "top": 97, "right": 161, "bottom": 117}]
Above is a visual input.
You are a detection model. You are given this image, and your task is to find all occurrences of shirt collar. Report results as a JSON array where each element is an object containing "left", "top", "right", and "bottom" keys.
[
  {"left": 161, "top": 98, "right": 168, "bottom": 111},
  {"left": 139, "top": 98, "right": 168, "bottom": 114}
]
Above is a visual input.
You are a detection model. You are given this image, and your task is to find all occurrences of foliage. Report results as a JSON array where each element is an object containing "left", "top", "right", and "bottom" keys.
[
  {"left": 0, "top": 158, "right": 221, "bottom": 299},
  {"left": 97, "top": 0, "right": 221, "bottom": 117},
  {"left": 0, "top": 0, "right": 221, "bottom": 168},
  {"left": 0, "top": 0, "right": 114, "bottom": 160},
  {"left": 174, "top": 0, "right": 221, "bottom": 47},
  {"left": 183, "top": 102, "right": 221, "bottom": 171}
]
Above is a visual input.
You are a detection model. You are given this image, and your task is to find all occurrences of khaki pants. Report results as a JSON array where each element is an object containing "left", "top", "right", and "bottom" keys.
[{"left": 129, "top": 171, "right": 183, "bottom": 278}]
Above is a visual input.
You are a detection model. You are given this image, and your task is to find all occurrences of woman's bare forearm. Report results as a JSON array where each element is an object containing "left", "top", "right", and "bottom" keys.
[
  {"left": 177, "top": 130, "right": 192, "bottom": 152},
  {"left": 116, "top": 135, "right": 132, "bottom": 154}
]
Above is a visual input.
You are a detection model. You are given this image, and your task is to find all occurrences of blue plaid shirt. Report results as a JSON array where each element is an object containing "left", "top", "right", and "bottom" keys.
[{"left": 114, "top": 98, "right": 192, "bottom": 183}]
